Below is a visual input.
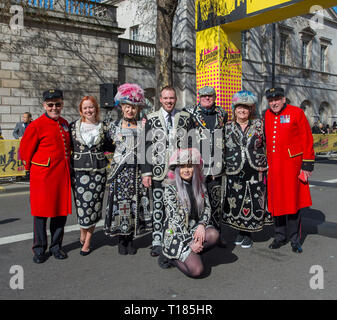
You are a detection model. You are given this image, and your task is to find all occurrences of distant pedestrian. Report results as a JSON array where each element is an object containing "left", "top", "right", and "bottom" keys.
[
  {"left": 20, "top": 89, "right": 72, "bottom": 264},
  {"left": 311, "top": 122, "right": 320, "bottom": 134},
  {"left": 13, "top": 112, "right": 32, "bottom": 139},
  {"left": 332, "top": 122, "right": 337, "bottom": 134},
  {"left": 70, "top": 96, "right": 114, "bottom": 256},
  {"left": 326, "top": 124, "right": 331, "bottom": 134},
  {"left": 264, "top": 87, "right": 315, "bottom": 253},
  {"left": 318, "top": 122, "right": 327, "bottom": 134}
]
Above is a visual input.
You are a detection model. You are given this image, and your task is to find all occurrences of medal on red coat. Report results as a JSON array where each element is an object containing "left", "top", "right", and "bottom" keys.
[{"left": 280, "top": 115, "right": 290, "bottom": 123}]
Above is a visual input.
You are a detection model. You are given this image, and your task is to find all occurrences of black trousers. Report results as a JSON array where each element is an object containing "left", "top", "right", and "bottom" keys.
[
  {"left": 32, "top": 216, "right": 67, "bottom": 255},
  {"left": 274, "top": 210, "right": 301, "bottom": 245},
  {"left": 205, "top": 176, "right": 222, "bottom": 230}
]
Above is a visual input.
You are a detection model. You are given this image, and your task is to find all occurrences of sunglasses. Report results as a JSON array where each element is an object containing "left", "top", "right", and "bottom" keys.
[{"left": 46, "top": 102, "right": 62, "bottom": 108}]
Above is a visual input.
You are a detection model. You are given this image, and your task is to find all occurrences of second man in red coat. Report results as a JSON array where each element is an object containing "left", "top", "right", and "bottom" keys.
[{"left": 264, "top": 87, "right": 315, "bottom": 254}]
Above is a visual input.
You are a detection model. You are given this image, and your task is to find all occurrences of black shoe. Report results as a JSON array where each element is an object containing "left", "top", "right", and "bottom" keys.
[
  {"left": 33, "top": 252, "right": 48, "bottom": 264},
  {"left": 217, "top": 237, "right": 227, "bottom": 248},
  {"left": 80, "top": 248, "right": 92, "bottom": 256},
  {"left": 150, "top": 245, "right": 161, "bottom": 257},
  {"left": 127, "top": 238, "right": 137, "bottom": 255},
  {"left": 53, "top": 249, "right": 68, "bottom": 260},
  {"left": 118, "top": 236, "right": 128, "bottom": 255},
  {"left": 158, "top": 253, "right": 173, "bottom": 269},
  {"left": 291, "top": 243, "right": 303, "bottom": 254},
  {"left": 268, "top": 239, "right": 287, "bottom": 249},
  {"left": 241, "top": 236, "right": 253, "bottom": 249}
]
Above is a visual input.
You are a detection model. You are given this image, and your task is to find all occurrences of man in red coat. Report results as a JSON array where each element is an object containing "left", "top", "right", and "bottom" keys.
[
  {"left": 264, "top": 87, "right": 315, "bottom": 253},
  {"left": 20, "top": 89, "right": 72, "bottom": 263}
]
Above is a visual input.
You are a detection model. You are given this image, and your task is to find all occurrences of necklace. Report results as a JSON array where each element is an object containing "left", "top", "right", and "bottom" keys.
[{"left": 123, "top": 117, "right": 136, "bottom": 127}]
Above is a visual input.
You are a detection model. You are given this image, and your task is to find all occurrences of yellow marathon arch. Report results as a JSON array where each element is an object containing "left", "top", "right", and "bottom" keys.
[{"left": 195, "top": 0, "right": 337, "bottom": 118}]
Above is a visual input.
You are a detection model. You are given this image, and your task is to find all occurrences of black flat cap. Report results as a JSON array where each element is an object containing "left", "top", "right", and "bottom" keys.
[
  {"left": 265, "top": 87, "right": 285, "bottom": 99},
  {"left": 43, "top": 89, "right": 63, "bottom": 101}
]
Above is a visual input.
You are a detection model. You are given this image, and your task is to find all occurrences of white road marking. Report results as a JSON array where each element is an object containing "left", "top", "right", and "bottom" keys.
[
  {"left": 0, "top": 191, "right": 30, "bottom": 197},
  {"left": 310, "top": 178, "right": 337, "bottom": 188},
  {"left": 1, "top": 178, "right": 337, "bottom": 246},
  {"left": 0, "top": 220, "right": 104, "bottom": 246}
]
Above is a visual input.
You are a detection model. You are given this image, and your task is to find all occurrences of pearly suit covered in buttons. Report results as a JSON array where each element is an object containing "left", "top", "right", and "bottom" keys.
[{"left": 20, "top": 113, "right": 72, "bottom": 218}]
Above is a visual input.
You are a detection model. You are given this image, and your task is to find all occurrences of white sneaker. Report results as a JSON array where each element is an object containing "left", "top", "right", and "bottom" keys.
[
  {"left": 234, "top": 234, "right": 245, "bottom": 245},
  {"left": 241, "top": 236, "right": 253, "bottom": 249}
]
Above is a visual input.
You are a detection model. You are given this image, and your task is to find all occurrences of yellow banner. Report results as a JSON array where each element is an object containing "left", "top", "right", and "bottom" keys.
[
  {"left": 196, "top": 26, "right": 242, "bottom": 118},
  {"left": 313, "top": 134, "right": 337, "bottom": 153},
  {"left": 196, "top": 0, "right": 337, "bottom": 31},
  {"left": 0, "top": 140, "right": 26, "bottom": 177},
  {"left": 247, "top": 0, "right": 294, "bottom": 14},
  {"left": 219, "top": 27, "right": 242, "bottom": 118}
]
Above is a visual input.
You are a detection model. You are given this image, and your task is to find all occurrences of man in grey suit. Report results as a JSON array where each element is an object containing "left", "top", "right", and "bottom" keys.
[{"left": 13, "top": 112, "right": 32, "bottom": 139}]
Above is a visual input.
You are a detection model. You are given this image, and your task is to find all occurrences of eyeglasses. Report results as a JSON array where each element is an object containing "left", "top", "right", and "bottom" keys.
[{"left": 46, "top": 102, "right": 62, "bottom": 108}]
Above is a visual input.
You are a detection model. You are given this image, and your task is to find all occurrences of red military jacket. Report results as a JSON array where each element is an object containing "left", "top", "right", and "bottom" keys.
[
  {"left": 265, "top": 105, "right": 315, "bottom": 216},
  {"left": 19, "top": 114, "right": 72, "bottom": 218}
]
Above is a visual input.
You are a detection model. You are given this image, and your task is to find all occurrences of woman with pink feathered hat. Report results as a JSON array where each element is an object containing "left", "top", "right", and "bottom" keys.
[
  {"left": 160, "top": 148, "right": 219, "bottom": 277},
  {"left": 104, "top": 83, "right": 152, "bottom": 255}
]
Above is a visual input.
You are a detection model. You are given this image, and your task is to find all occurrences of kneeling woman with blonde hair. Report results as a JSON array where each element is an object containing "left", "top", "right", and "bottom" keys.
[{"left": 161, "top": 148, "right": 219, "bottom": 278}]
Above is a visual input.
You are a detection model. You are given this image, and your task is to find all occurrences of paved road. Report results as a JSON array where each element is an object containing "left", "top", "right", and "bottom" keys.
[{"left": 1, "top": 158, "right": 337, "bottom": 301}]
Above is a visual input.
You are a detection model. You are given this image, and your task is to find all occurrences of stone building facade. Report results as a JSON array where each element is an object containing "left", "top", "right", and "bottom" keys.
[
  {"left": 0, "top": 0, "right": 124, "bottom": 138},
  {"left": 1, "top": 0, "right": 337, "bottom": 139},
  {"left": 110, "top": 0, "right": 197, "bottom": 110},
  {"left": 109, "top": 0, "right": 337, "bottom": 126}
]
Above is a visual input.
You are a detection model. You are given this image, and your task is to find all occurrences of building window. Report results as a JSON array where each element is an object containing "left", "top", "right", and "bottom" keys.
[
  {"left": 302, "top": 41, "right": 309, "bottom": 68},
  {"left": 320, "top": 45, "right": 327, "bottom": 72},
  {"left": 241, "top": 30, "right": 247, "bottom": 58},
  {"left": 280, "top": 34, "right": 287, "bottom": 65},
  {"left": 130, "top": 26, "right": 139, "bottom": 41}
]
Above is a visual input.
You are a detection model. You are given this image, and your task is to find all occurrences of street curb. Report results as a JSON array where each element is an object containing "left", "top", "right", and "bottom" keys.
[
  {"left": 0, "top": 183, "right": 111, "bottom": 194},
  {"left": 302, "top": 217, "right": 337, "bottom": 239},
  {"left": 0, "top": 184, "right": 30, "bottom": 194}
]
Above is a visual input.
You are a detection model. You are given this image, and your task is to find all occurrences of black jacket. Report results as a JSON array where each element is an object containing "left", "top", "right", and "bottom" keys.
[
  {"left": 224, "top": 119, "right": 268, "bottom": 175},
  {"left": 69, "top": 119, "right": 114, "bottom": 172}
]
